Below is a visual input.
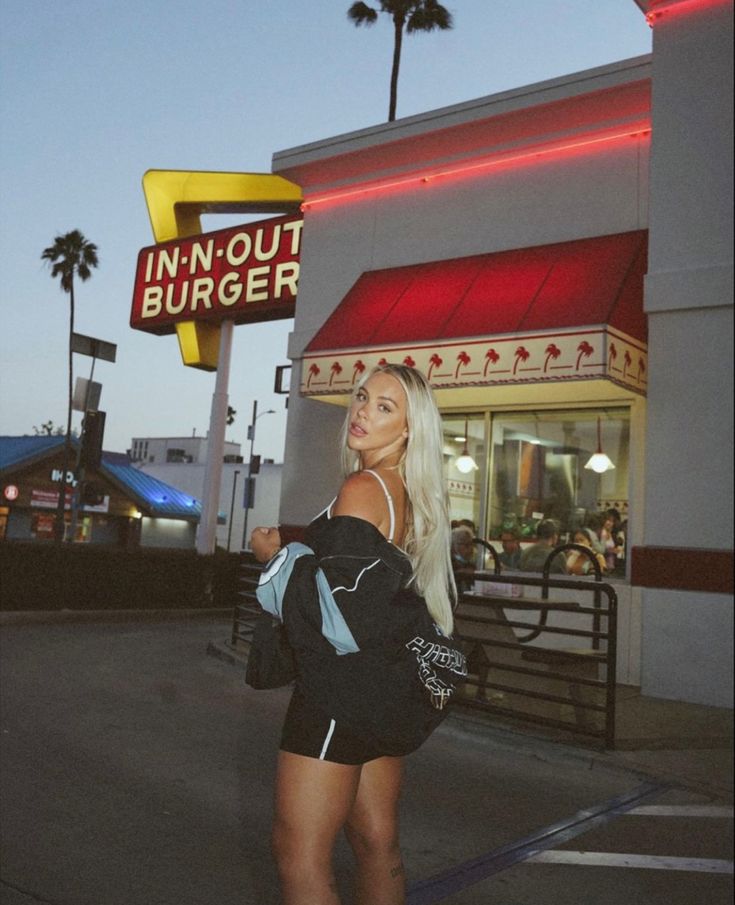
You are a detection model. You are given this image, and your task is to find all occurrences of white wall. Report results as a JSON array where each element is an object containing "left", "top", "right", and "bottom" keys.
[
  {"left": 140, "top": 517, "right": 196, "bottom": 549},
  {"left": 641, "top": 0, "right": 733, "bottom": 706}
]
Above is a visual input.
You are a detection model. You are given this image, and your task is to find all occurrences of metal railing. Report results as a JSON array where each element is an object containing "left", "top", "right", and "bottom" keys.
[
  {"left": 454, "top": 542, "right": 618, "bottom": 747},
  {"left": 231, "top": 552, "right": 263, "bottom": 649}
]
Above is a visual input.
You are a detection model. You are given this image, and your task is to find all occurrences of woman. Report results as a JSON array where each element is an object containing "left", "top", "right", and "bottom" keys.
[
  {"left": 250, "top": 363, "right": 464, "bottom": 905},
  {"left": 566, "top": 527, "right": 607, "bottom": 575}
]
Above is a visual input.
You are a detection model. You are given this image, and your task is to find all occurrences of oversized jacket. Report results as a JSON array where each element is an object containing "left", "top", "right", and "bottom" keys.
[{"left": 256, "top": 511, "right": 467, "bottom": 756}]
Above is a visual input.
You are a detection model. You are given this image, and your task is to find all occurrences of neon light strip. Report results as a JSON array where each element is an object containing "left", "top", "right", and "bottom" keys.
[
  {"left": 301, "top": 128, "right": 650, "bottom": 210},
  {"left": 646, "top": 0, "right": 730, "bottom": 26}
]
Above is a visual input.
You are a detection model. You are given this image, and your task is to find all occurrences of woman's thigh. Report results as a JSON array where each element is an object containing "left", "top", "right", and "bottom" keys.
[
  {"left": 274, "top": 750, "right": 362, "bottom": 854},
  {"left": 346, "top": 756, "right": 404, "bottom": 847}
]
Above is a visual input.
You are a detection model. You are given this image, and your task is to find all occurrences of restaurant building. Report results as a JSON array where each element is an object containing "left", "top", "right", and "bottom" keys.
[
  {"left": 0, "top": 436, "right": 201, "bottom": 548},
  {"left": 270, "top": 0, "right": 732, "bottom": 707}
]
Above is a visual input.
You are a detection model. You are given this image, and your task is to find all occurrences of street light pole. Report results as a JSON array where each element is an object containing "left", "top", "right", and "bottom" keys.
[
  {"left": 227, "top": 469, "right": 240, "bottom": 551},
  {"left": 241, "top": 400, "right": 275, "bottom": 551}
]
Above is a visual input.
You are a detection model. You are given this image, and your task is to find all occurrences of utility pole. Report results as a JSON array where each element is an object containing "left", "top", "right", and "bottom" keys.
[
  {"left": 227, "top": 469, "right": 240, "bottom": 551},
  {"left": 241, "top": 400, "right": 275, "bottom": 551}
]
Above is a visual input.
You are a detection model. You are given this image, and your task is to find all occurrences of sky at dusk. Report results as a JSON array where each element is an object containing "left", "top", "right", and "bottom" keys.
[{"left": 0, "top": 0, "right": 651, "bottom": 462}]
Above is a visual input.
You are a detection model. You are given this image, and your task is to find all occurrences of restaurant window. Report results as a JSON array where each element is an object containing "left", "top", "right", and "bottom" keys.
[{"left": 444, "top": 408, "right": 630, "bottom": 570}]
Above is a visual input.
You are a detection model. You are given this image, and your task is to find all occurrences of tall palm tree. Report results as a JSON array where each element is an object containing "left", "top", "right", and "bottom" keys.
[
  {"left": 347, "top": 1, "right": 453, "bottom": 122},
  {"left": 41, "top": 229, "right": 99, "bottom": 541}
]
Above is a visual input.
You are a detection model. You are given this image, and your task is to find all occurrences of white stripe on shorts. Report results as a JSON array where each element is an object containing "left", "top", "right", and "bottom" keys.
[{"left": 319, "top": 719, "right": 337, "bottom": 760}]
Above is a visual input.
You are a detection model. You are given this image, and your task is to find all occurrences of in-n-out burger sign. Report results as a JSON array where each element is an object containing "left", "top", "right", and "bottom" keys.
[{"left": 130, "top": 213, "right": 303, "bottom": 334}]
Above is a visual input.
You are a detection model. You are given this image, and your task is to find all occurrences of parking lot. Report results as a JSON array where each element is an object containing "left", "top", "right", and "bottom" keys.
[{"left": 0, "top": 614, "right": 731, "bottom": 905}]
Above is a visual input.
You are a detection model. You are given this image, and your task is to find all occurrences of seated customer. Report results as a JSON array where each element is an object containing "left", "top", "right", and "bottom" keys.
[
  {"left": 451, "top": 525, "right": 476, "bottom": 592},
  {"left": 519, "top": 519, "right": 568, "bottom": 574},
  {"left": 566, "top": 528, "right": 607, "bottom": 575},
  {"left": 498, "top": 527, "right": 522, "bottom": 570}
]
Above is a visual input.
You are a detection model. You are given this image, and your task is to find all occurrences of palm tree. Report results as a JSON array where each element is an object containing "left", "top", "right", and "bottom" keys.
[
  {"left": 347, "top": 1, "right": 453, "bottom": 122},
  {"left": 41, "top": 229, "right": 99, "bottom": 541}
]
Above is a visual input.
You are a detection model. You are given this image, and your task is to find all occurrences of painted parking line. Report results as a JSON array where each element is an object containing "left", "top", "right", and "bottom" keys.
[
  {"left": 623, "top": 804, "right": 733, "bottom": 818},
  {"left": 527, "top": 851, "right": 734, "bottom": 873},
  {"left": 406, "top": 781, "right": 668, "bottom": 905}
]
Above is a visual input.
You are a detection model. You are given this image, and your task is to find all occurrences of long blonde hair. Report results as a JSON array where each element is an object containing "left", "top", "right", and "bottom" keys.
[{"left": 339, "top": 363, "right": 456, "bottom": 635}]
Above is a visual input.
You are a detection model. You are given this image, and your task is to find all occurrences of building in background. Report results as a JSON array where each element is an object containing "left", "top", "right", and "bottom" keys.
[
  {"left": 271, "top": 0, "right": 732, "bottom": 708},
  {"left": 129, "top": 433, "right": 243, "bottom": 466},
  {"left": 0, "top": 436, "right": 200, "bottom": 548},
  {"left": 134, "top": 435, "right": 282, "bottom": 551}
]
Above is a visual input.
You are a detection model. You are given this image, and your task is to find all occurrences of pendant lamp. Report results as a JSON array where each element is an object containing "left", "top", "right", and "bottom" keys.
[
  {"left": 456, "top": 419, "right": 478, "bottom": 473},
  {"left": 584, "top": 417, "right": 615, "bottom": 474}
]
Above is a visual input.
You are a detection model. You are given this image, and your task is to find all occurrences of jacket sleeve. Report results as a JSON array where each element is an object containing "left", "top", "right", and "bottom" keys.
[
  {"left": 255, "top": 517, "right": 413, "bottom": 655},
  {"left": 256, "top": 542, "right": 362, "bottom": 655}
]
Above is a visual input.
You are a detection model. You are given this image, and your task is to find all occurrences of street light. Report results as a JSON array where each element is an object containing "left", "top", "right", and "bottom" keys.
[{"left": 241, "top": 401, "right": 276, "bottom": 551}]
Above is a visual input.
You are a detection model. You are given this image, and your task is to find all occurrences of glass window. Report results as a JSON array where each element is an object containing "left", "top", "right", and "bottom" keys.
[
  {"left": 443, "top": 408, "right": 630, "bottom": 575},
  {"left": 443, "top": 413, "right": 486, "bottom": 536},
  {"left": 488, "top": 408, "right": 629, "bottom": 543}
]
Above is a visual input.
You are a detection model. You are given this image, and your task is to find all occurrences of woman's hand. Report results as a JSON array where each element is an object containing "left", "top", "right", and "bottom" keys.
[{"left": 250, "top": 526, "right": 282, "bottom": 563}]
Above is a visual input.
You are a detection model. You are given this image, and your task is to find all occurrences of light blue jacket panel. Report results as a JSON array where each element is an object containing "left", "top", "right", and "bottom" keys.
[{"left": 256, "top": 542, "right": 360, "bottom": 656}]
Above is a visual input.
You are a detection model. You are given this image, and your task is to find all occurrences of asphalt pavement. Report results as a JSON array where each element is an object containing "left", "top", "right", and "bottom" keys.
[{"left": 0, "top": 612, "right": 732, "bottom": 905}]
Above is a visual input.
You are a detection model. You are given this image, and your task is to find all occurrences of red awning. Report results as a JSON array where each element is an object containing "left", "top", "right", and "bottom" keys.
[{"left": 302, "top": 231, "right": 648, "bottom": 397}]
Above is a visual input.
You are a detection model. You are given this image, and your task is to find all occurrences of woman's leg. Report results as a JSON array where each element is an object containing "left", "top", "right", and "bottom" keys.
[
  {"left": 273, "top": 750, "right": 362, "bottom": 905},
  {"left": 344, "top": 756, "right": 405, "bottom": 905}
]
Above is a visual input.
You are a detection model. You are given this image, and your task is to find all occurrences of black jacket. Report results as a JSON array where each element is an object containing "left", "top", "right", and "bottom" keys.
[{"left": 257, "top": 512, "right": 466, "bottom": 756}]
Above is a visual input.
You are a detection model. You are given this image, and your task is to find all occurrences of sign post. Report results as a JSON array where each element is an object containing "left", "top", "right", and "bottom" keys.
[{"left": 196, "top": 320, "right": 234, "bottom": 555}]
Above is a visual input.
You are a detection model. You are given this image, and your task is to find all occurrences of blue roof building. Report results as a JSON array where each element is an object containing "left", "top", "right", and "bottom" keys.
[{"left": 0, "top": 436, "right": 201, "bottom": 547}]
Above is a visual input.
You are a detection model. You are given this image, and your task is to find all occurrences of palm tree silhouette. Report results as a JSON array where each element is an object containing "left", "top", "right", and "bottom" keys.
[
  {"left": 41, "top": 229, "right": 99, "bottom": 542},
  {"left": 403, "top": 355, "right": 416, "bottom": 367},
  {"left": 352, "top": 360, "right": 366, "bottom": 382},
  {"left": 512, "top": 346, "right": 529, "bottom": 375},
  {"left": 427, "top": 352, "right": 443, "bottom": 379},
  {"left": 307, "top": 363, "right": 321, "bottom": 388},
  {"left": 608, "top": 342, "right": 618, "bottom": 370},
  {"left": 329, "top": 361, "right": 343, "bottom": 385},
  {"left": 483, "top": 348, "right": 500, "bottom": 376},
  {"left": 347, "top": 1, "right": 453, "bottom": 122},
  {"left": 623, "top": 350, "right": 632, "bottom": 378},
  {"left": 543, "top": 343, "right": 561, "bottom": 372},
  {"left": 637, "top": 357, "right": 646, "bottom": 382},
  {"left": 455, "top": 351, "right": 471, "bottom": 378},
  {"left": 575, "top": 340, "right": 594, "bottom": 371}
]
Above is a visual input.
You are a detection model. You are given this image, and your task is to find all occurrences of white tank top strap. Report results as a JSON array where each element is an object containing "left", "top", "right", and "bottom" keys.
[{"left": 362, "top": 469, "right": 396, "bottom": 542}]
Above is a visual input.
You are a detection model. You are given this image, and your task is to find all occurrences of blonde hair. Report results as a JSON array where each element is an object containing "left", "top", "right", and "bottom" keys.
[{"left": 339, "top": 363, "right": 456, "bottom": 635}]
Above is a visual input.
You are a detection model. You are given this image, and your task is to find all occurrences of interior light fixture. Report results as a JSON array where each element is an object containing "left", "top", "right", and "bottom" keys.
[
  {"left": 584, "top": 417, "right": 616, "bottom": 474},
  {"left": 455, "top": 419, "right": 478, "bottom": 474}
]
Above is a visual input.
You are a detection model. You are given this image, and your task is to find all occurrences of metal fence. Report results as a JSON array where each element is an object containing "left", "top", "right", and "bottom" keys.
[
  {"left": 454, "top": 541, "right": 618, "bottom": 748},
  {"left": 231, "top": 553, "right": 262, "bottom": 649}
]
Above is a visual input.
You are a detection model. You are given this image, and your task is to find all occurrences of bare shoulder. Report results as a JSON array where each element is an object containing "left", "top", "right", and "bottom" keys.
[{"left": 332, "top": 471, "right": 385, "bottom": 529}]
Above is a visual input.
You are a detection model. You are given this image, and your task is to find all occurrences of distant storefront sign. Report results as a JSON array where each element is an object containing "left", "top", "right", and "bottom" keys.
[
  {"left": 3, "top": 485, "right": 19, "bottom": 501},
  {"left": 130, "top": 213, "right": 303, "bottom": 335},
  {"left": 30, "top": 488, "right": 109, "bottom": 513},
  {"left": 32, "top": 489, "right": 73, "bottom": 509}
]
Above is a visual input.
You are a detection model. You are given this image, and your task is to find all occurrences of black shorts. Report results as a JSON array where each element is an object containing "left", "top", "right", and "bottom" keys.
[{"left": 280, "top": 686, "right": 385, "bottom": 765}]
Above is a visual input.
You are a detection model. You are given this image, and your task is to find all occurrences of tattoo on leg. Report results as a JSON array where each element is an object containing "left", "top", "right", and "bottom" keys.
[{"left": 390, "top": 863, "right": 405, "bottom": 879}]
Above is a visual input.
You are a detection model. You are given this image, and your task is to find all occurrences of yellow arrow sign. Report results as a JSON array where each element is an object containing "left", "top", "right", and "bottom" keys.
[{"left": 141, "top": 169, "right": 303, "bottom": 369}]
